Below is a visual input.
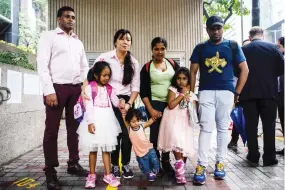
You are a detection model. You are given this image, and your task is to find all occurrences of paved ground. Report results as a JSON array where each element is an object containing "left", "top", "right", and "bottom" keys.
[{"left": 0, "top": 121, "right": 284, "bottom": 190}]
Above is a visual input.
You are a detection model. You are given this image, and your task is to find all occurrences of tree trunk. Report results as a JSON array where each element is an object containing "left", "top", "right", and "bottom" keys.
[{"left": 252, "top": 0, "right": 260, "bottom": 26}]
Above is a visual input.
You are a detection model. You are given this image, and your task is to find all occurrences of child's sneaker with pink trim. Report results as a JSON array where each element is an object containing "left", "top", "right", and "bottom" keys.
[
  {"left": 174, "top": 160, "right": 185, "bottom": 176},
  {"left": 176, "top": 174, "right": 187, "bottom": 184},
  {"left": 103, "top": 173, "right": 120, "bottom": 187},
  {"left": 85, "top": 173, "right": 96, "bottom": 188}
]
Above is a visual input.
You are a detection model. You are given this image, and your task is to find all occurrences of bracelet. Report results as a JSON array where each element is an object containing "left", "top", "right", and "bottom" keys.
[
  {"left": 126, "top": 102, "right": 132, "bottom": 106},
  {"left": 234, "top": 91, "right": 240, "bottom": 96}
]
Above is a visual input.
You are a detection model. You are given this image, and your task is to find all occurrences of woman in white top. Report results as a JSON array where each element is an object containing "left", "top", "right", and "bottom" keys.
[{"left": 82, "top": 29, "right": 140, "bottom": 179}]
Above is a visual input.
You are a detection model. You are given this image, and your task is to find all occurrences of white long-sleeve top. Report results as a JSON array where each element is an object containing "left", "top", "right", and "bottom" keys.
[{"left": 37, "top": 27, "right": 89, "bottom": 96}]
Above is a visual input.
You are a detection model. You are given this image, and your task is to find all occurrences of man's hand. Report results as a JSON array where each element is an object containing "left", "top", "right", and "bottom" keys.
[
  {"left": 88, "top": 123, "right": 96, "bottom": 134},
  {"left": 46, "top": 93, "right": 58, "bottom": 107},
  {"left": 234, "top": 94, "right": 239, "bottom": 104}
]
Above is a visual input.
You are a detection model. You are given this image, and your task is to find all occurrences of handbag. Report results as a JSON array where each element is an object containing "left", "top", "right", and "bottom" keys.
[{"left": 134, "top": 96, "right": 148, "bottom": 121}]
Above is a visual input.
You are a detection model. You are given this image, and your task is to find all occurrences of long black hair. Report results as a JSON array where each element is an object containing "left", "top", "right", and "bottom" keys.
[
  {"left": 171, "top": 67, "right": 191, "bottom": 92},
  {"left": 87, "top": 61, "right": 112, "bottom": 84},
  {"left": 113, "top": 29, "right": 134, "bottom": 85}
]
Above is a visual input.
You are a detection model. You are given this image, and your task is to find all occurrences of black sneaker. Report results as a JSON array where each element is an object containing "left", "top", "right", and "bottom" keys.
[
  {"left": 157, "top": 166, "right": 164, "bottom": 176},
  {"left": 276, "top": 149, "right": 284, "bottom": 156},
  {"left": 227, "top": 140, "right": 238, "bottom": 149},
  {"left": 44, "top": 167, "right": 61, "bottom": 190},
  {"left": 161, "top": 160, "right": 174, "bottom": 173},
  {"left": 122, "top": 165, "right": 134, "bottom": 179},
  {"left": 111, "top": 165, "right": 121, "bottom": 179}
]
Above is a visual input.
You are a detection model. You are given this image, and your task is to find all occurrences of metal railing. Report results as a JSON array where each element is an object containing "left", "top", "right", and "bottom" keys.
[{"left": 0, "top": 86, "right": 11, "bottom": 105}]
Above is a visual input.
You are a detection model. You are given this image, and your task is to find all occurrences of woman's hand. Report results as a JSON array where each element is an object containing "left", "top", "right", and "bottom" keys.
[
  {"left": 149, "top": 108, "right": 162, "bottom": 119},
  {"left": 124, "top": 103, "right": 131, "bottom": 112},
  {"left": 119, "top": 99, "right": 126, "bottom": 109},
  {"left": 88, "top": 124, "right": 96, "bottom": 134}
]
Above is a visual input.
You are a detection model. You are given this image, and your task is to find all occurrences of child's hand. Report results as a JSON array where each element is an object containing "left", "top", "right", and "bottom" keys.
[
  {"left": 185, "top": 93, "right": 190, "bottom": 102},
  {"left": 119, "top": 98, "right": 126, "bottom": 109},
  {"left": 88, "top": 124, "right": 96, "bottom": 134},
  {"left": 120, "top": 107, "right": 127, "bottom": 117},
  {"left": 181, "top": 87, "right": 188, "bottom": 94},
  {"left": 144, "top": 117, "right": 157, "bottom": 128}
]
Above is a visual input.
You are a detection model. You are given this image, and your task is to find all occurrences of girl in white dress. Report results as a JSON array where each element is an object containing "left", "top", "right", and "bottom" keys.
[{"left": 77, "top": 61, "right": 123, "bottom": 188}]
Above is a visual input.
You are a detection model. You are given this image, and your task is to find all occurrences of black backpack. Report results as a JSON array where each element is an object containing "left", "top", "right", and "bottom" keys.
[{"left": 198, "top": 40, "right": 240, "bottom": 77}]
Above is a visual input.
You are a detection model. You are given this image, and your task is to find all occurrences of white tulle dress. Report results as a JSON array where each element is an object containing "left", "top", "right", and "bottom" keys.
[{"left": 77, "top": 84, "right": 121, "bottom": 153}]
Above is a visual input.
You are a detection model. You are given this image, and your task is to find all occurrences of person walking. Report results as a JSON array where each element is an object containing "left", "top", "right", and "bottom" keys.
[
  {"left": 240, "top": 27, "right": 284, "bottom": 165},
  {"left": 190, "top": 15, "right": 248, "bottom": 185}
]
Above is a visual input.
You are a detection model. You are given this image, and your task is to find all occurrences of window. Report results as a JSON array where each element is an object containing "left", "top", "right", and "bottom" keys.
[{"left": 86, "top": 52, "right": 102, "bottom": 67}]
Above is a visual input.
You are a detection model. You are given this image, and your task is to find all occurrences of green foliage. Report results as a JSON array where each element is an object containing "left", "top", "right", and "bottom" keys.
[
  {"left": 0, "top": 0, "right": 11, "bottom": 20},
  {"left": 18, "top": 0, "right": 48, "bottom": 53},
  {"left": 0, "top": 51, "right": 36, "bottom": 70},
  {"left": 0, "top": 40, "right": 34, "bottom": 54},
  {"left": 203, "top": 0, "right": 250, "bottom": 30}
]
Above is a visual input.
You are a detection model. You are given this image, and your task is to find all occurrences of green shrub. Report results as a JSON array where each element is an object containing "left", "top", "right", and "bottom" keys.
[{"left": 0, "top": 51, "right": 36, "bottom": 70}]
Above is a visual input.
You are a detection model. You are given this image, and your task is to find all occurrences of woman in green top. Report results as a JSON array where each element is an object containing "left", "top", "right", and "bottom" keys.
[{"left": 140, "top": 37, "right": 180, "bottom": 173}]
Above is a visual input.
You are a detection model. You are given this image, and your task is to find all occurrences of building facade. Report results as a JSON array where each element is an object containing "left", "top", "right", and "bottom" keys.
[
  {"left": 48, "top": 0, "right": 203, "bottom": 67},
  {"left": 224, "top": 0, "right": 285, "bottom": 44}
]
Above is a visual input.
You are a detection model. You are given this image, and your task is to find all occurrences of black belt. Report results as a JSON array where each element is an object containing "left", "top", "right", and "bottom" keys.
[{"left": 54, "top": 83, "right": 82, "bottom": 86}]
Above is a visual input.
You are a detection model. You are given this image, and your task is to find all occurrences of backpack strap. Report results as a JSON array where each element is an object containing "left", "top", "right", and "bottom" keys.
[
  {"left": 145, "top": 60, "right": 152, "bottom": 72},
  {"left": 230, "top": 40, "right": 238, "bottom": 62},
  {"left": 229, "top": 40, "right": 239, "bottom": 77},
  {"left": 105, "top": 84, "right": 113, "bottom": 97},
  {"left": 89, "top": 81, "right": 98, "bottom": 104},
  {"left": 198, "top": 41, "right": 206, "bottom": 65},
  {"left": 165, "top": 58, "right": 175, "bottom": 67}
]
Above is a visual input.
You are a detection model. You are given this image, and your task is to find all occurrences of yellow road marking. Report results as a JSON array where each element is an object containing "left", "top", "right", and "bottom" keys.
[
  {"left": 119, "top": 153, "right": 122, "bottom": 172},
  {"left": 106, "top": 185, "right": 118, "bottom": 190},
  {"left": 275, "top": 136, "right": 284, "bottom": 141}
]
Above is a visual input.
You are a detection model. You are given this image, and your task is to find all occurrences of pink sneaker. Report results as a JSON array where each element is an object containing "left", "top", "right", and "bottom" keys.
[
  {"left": 174, "top": 160, "right": 185, "bottom": 176},
  {"left": 103, "top": 173, "right": 120, "bottom": 187},
  {"left": 85, "top": 173, "right": 96, "bottom": 188},
  {"left": 176, "top": 174, "right": 187, "bottom": 184}
]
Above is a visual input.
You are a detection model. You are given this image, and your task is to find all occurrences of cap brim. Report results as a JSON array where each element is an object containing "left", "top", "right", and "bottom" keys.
[{"left": 211, "top": 22, "right": 224, "bottom": 27}]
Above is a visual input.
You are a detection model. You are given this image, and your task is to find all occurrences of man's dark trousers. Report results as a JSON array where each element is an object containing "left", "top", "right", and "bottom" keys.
[
  {"left": 43, "top": 83, "right": 81, "bottom": 167},
  {"left": 242, "top": 99, "right": 277, "bottom": 161}
]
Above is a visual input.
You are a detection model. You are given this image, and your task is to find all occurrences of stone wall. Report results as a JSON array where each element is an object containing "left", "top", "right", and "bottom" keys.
[{"left": 0, "top": 63, "right": 45, "bottom": 165}]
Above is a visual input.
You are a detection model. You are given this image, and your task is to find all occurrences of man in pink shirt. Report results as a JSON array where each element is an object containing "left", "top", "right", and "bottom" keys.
[{"left": 37, "top": 6, "right": 89, "bottom": 190}]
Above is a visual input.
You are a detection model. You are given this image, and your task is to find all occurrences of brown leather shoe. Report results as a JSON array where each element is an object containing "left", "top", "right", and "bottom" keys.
[
  {"left": 67, "top": 162, "right": 88, "bottom": 177},
  {"left": 44, "top": 167, "right": 61, "bottom": 190}
]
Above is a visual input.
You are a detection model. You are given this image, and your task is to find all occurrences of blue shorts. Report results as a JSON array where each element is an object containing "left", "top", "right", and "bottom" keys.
[{"left": 136, "top": 148, "right": 160, "bottom": 174}]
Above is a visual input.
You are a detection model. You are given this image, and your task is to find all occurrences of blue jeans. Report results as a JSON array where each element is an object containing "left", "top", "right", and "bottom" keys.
[{"left": 136, "top": 148, "right": 160, "bottom": 174}]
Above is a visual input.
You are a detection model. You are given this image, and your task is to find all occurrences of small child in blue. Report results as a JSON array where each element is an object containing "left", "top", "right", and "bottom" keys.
[{"left": 123, "top": 108, "right": 160, "bottom": 181}]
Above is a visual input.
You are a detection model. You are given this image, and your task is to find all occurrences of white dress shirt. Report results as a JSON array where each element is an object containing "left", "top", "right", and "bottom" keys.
[
  {"left": 94, "top": 50, "right": 140, "bottom": 96},
  {"left": 37, "top": 27, "right": 89, "bottom": 96}
]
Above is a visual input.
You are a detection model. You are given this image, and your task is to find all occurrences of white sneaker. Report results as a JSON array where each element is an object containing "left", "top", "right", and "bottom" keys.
[
  {"left": 103, "top": 173, "right": 120, "bottom": 187},
  {"left": 85, "top": 173, "right": 96, "bottom": 188}
]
